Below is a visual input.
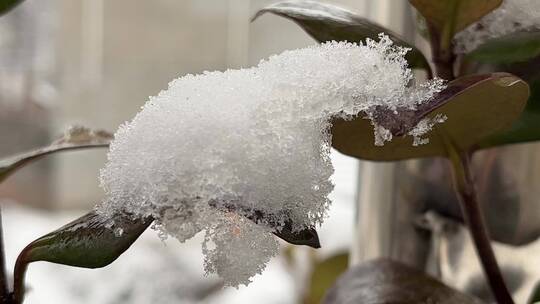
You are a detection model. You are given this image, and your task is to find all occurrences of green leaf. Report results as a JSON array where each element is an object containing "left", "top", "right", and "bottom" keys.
[
  {"left": 409, "top": 0, "right": 502, "bottom": 47},
  {"left": 467, "top": 31, "right": 540, "bottom": 64},
  {"left": 0, "top": 126, "right": 112, "bottom": 184},
  {"left": 323, "top": 259, "right": 484, "bottom": 304},
  {"left": 0, "top": 0, "right": 24, "bottom": 17},
  {"left": 17, "top": 211, "right": 152, "bottom": 268},
  {"left": 252, "top": 0, "right": 431, "bottom": 72},
  {"left": 13, "top": 211, "right": 152, "bottom": 303},
  {"left": 529, "top": 281, "right": 540, "bottom": 304},
  {"left": 478, "top": 69, "right": 540, "bottom": 148},
  {"left": 304, "top": 253, "right": 348, "bottom": 304},
  {"left": 331, "top": 73, "right": 529, "bottom": 161}
]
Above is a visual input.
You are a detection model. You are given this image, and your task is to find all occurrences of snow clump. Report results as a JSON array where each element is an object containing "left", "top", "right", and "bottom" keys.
[
  {"left": 455, "top": 0, "right": 540, "bottom": 53},
  {"left": 97, "top": 35, "right": 445, "bottom": 287}
]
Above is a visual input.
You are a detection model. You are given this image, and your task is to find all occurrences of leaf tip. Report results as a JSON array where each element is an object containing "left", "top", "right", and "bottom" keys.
[{"left": 250, "top": 9, "right": 266, "bottom": 23}]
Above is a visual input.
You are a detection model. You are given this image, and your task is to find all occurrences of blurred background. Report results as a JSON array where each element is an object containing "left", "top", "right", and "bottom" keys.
[{"left": 0, "top": 0, "right": 539, "bottom": 303}]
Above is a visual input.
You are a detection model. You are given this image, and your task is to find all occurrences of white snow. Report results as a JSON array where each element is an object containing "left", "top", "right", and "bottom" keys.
[
  {"left": 455, "top": 0, "right": 540, "bottom": 53},
  {"left": 408, "top": 114, "right": 447, "bottom": 146},
  {"left": 1, "top": 157, "right": 355, "bottom": 304},
  {"left": 97, "top": 35, "right": 444, "bottom": 286}
]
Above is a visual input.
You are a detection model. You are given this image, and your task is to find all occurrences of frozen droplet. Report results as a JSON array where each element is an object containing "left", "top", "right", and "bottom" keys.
[{"left": 114, "top": 227, "right": 124, "bottom": 237}]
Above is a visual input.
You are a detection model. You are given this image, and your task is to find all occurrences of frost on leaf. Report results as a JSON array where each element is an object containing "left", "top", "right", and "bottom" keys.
[
  {"left": 455, "top": 0, "right": 540, "bottom": 53},
  {"left": 97, "top": 34, "right": 444, "bottom": 287},
  {"left": 408, "top": 114, "right": 447, "bottom": 146}
]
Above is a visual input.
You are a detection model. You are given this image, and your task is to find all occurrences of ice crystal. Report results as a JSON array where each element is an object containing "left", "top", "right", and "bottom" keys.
[
  {"left": 408, "top": 114, "right": 447, "bottom": 146},
  {"left": 97, "top": 35, "right": 445, "bottom": 286},
  {"left": 455, "top": 0, "right": 540, "bottom": 53},
  {"left": 202, "top": 211, "right": 278, "bottom": 286},
  {"left": 373, "top": 124, "right": 393, "bottom": 146}
]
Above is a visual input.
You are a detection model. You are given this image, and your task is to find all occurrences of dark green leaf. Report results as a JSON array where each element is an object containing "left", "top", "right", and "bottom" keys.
[
  {"left": 0, "top": 0, "right": 24, "bottom": 17},
  {"left": 478, "top": 63, "right": 540, "bottom": 148},
  {"left": 467, "top": 31, "right": 540, "bottom": 64},
  {"left": 17, "top": 211, "right": 152, "bottom": 268},
  {"left": 252, "top": 0, "right": 431, "bottom": 72},
  {"left": 477, "top": 106, "right": 540, "bottom": 148},
  {"left": 529, "top": 281, "right": 540, "bottom": 304},
  {"left": 0, "top": 127, "right": 112, "bottom": 184},
  {"left": 332, "top": 73, "right": 529, "bottom": 161},
  {"left": 274, "top": 222, "right": 320, "bottom": 248},
  {"left": 409, "top": 0, "right": 502, "bottom": 45},
  {"left": 323, "top": 259, "right": 484, "bottom": 304},
  {"left": 13, "top": 211, "right": 152, "bottom": 303},
  {"left": 305, "top": 253, "right": 348, "bottom": 304}
]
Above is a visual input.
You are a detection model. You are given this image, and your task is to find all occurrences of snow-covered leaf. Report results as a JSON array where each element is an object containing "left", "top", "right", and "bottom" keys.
[
  {"left": 0, "top": 126, "right": 112, "bottom": 184},
  {"left": 410, "top": 0, "right": 502, "bottom": 45},
  {"left": 0, "top": 0, "right": 24, "bottom": 16},
  {"left": 208, "top": 200, "right": 320, "bottom": 248},
  {"left": 13, "top": 211, "right": 152, "bottom": 302},
  {"left": 466, "top": 31, "right": 540, "bottom": 64},
  {"left": 332, "top": 73, "right": 529, "bottom": 161},
  {"left": 454, "top": 0, "right": 540, "bottom": 54},
  {"left": 252, "top": 0, "right": 431, "bottom": 72},
  {"left": 323, "top": 259, "right": 484, "bottom": 304},
  {"left": 97, "top": 37, "right": 444, "bottom": 286}
]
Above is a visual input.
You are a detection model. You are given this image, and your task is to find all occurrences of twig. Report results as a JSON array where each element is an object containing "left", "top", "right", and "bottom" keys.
[
  {"left": 428, "top": 19, "right": 513, "bottom": 302},
  {"left": 427, "top": 23, "right": 455, "bottom": 81}
]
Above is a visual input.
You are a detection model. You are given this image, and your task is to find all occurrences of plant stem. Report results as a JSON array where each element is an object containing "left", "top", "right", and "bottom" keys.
[
  {"left": 427, "top": 23, "right": 455, "bottom": 81},
  {"left": 0, "top": 207, "right": 10, "bottom": 303},
  {"left": 447, "top": 147, "right": 515, "bottom": 304},
  {"left": 12, "top": 256, "right": 26, "bottom": 304},
  {"left": 427, "top": 15, "right": 512, "bottom": 303}
]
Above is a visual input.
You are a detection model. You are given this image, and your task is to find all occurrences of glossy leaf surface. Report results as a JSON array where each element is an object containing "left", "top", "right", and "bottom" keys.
[
  {"left": 13, "top": 211, "right": 152, "bottom": 303},
  {"left": 17, "top": 211, "right": 151, "bottom": 268},
  {"left": 323, "top": 259, "right": 483, "bottom": 304},
  {"left": 332, "top": 73, "right": 529, "bottom": 161},
  {"left": 478, "top": 60, "right": 540, "bottom": 148},
  {"left": 252, "top": 0, "right": 430, "bottom": 71}
]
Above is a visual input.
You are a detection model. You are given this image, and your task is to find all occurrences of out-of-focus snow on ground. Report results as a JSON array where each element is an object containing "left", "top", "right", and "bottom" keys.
[{"left": 1, "top": 151, "right": 356, "bottom": 304}]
